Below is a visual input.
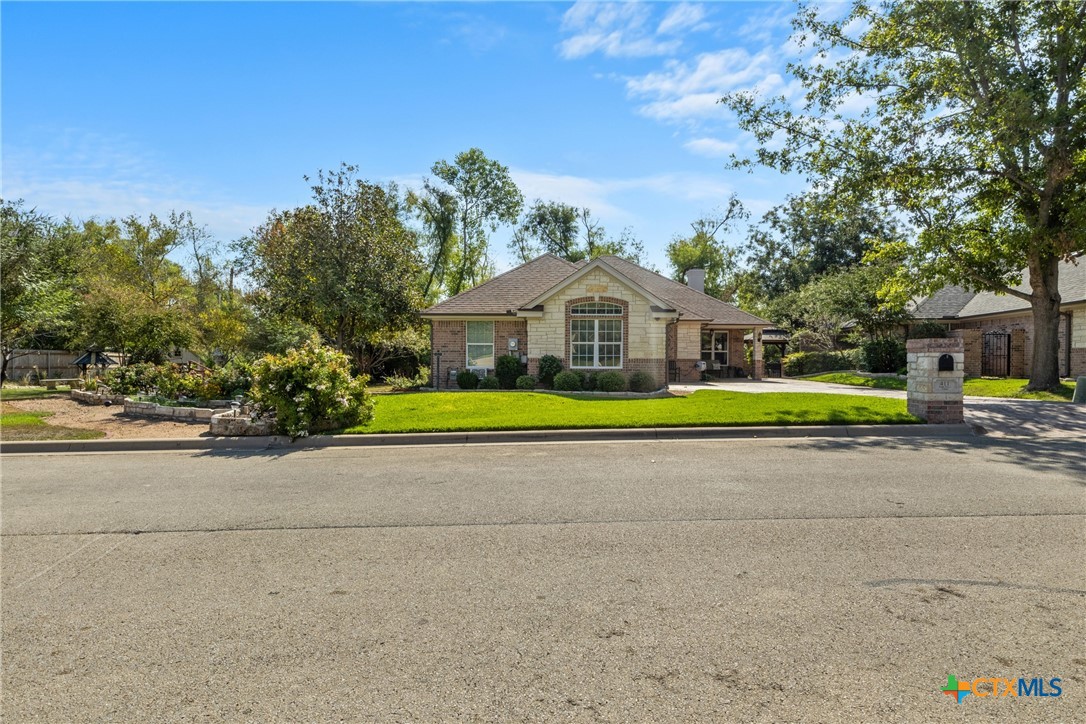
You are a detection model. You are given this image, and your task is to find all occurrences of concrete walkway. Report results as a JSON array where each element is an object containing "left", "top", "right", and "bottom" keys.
[{"left": 676, "top": 377, "right": 1085, "bottom": 439}]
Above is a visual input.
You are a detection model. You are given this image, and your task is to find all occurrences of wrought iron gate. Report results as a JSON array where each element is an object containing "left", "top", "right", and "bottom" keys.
[{"left": 982, "top": 332, "right": 1010, "bottom": 377}]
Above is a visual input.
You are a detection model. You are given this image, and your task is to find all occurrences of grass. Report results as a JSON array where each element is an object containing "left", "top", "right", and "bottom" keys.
[
  {"left": 0, "top": 385, "right": 71, "bottom": 401},
  {"left": 347, "top": 390, "right": 918, "bottom": 434},
  {"left": 805, "top": 372, "right": 1074, "bottom": 402},
  {"left": 805, "top": 373, "right": 907, "bottom": 390},
  {"left": 0, "top": 403, "right": 104, "bottom": 441}
]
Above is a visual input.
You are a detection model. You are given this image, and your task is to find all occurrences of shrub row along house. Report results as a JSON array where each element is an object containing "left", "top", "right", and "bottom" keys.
[
  {"left": 911, "top": 257, "right": 1085, "bottom": 378},
  {"left": 421, "top": 254, "right": 772, "bottom": 389}
]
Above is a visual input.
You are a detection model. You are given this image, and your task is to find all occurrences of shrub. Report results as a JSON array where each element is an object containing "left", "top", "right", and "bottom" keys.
[
  {"left": 781, "top": 350, "right": 858, "bottom": 377},
  {"left": 384, "top": 373, "right": 419, "bottom": 391},
  {"left": 478, "top": 375, "right": 501, "bottom": 389},
  {"left": 495, "top": 354, "right": 523, "bottom": 389},
  {"left": 250, "top": 340, "right": 373, "bottom": 439},
  {"left": 860, "top": 337, "right": 907, "bottom": 373},
  {"left": 552, "top": 370, "right": 582, "bottom": 391},
  {"left": 908, "top": 321, "right": 949, "bottom": 339},
  {"left": 102, "top": 362, "right": 160, "bottom": 395},
  {"left": 212, "top": 358, "right": 254, "bottom": 398},
  {"left": 595, "top": 371, "right": 627, "bottom": 392},
  {"left": 627, "top": 370, "right": 657, "bottom": 393},
  {"left": 515, "top": 374, "right": 537, "bottom": 390},
  {"left": 456, "top": 370, "right": 480, "bottom": 390},
  {"left": 538, "top": 355, "right": 563, "bottom": 387},
  {"left": 577, "top": 371, "right": 597, "bottom": 391}
]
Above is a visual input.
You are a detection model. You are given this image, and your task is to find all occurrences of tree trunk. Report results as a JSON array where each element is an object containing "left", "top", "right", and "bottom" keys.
[{"left": 1026, "top": 254, "right": 1062, "bottom": 391}]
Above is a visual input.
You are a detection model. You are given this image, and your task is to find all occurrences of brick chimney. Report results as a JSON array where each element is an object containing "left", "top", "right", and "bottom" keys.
[{"left": 686, "top": 269, "right": 705, "bottom": 294}]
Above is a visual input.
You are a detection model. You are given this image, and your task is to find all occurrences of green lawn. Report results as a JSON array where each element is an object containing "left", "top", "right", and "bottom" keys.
[
  {"left": 347, "top": 390, "right": 918, "bottom": 434},
  {"left": 0, "top": 385, "right": 70, "bottom": 401},
  {"left": 0, "top": 404, "right": 104, "bottom": 441},
  {"left": 805, "top": 373, "right": 907, "bottom": 390},
  {"left": 805, "top": 372, "right": 1074, "bottom": 401}
]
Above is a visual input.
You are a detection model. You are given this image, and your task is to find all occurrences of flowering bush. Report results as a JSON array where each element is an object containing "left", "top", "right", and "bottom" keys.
[
  {"left": 251, "top": 341, "right": 373, "bottom": 438},
  {"left": 102, "top": 363, "right": 161, "bottom": 395}
]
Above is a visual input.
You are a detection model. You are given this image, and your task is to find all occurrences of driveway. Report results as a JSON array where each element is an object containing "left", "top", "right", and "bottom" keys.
[
  {"left": 3, "top": 439, "right": 1083, "bottom": 722},
  {"left": 673, "top": 378, "right": 1085, "bottom": 438}
]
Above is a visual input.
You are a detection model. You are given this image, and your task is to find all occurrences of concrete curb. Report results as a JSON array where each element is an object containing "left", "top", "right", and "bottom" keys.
[{"left": 1, "top": 423, "right": 974, "bottom": 454}]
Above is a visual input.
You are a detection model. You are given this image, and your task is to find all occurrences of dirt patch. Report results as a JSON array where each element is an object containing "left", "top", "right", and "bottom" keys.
[{"left": 9, "top": 397, "right": 209, "bottom": 439}]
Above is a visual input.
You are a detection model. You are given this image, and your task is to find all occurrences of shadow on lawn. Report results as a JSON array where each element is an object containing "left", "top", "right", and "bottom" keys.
[{"left": 791, "top": 435, "right": 1086, "bottom": 483}]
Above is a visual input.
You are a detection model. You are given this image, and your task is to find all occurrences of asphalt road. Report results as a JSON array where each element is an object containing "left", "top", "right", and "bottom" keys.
[{"left": 3, "top": 437, "right": 1085, "bottom": 723}]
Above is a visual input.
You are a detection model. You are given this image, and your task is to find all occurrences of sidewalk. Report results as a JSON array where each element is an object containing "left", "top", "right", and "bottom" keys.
[{"left": 1, "top": 422, "right": 974, "bottom": 454}]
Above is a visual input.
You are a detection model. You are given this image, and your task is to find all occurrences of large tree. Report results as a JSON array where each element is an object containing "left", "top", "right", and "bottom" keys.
[
  {"left": 665, "top": 195, "right": 746, "bottom": 301},
  {"left": 740, "top": 191, "right": 897, "bottom": 305},
  {"left": 0, "top": 201, "right": 81, "bottom": 382},
  {"left": 427, "top": 148, "right": 523, "bottom": 296},
  {"left": 239, "top": 165, "right": 422, "bottom": 368},
  {"left": 724, "top": 0, "right": 1086, "bottom": 390},
  {"left": 510, "top": 200, "right": 647, "bottom": 265}
]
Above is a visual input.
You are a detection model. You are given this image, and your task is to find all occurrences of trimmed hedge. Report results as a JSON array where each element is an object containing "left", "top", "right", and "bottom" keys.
[
  {"left": 478, "top": 375, "right": 501, "bottom": 389},
  {"left": 628, "top": 370, "right": 657, "bottom": 393},
  {"left": 495, "top": 355, "right": 523, "bottom": 389},
  {"left": 515, "top": 374, "right": 537, "bottom": 390},
  {"left": 538, "top": 355, "right": 563, "bottom": 387},
  {"left": 596, "top": 371, "right": 627, "bottom": 392},
  {"left": 782, "top": 350, "right": 860, "bottom": 377},
  {"left": 552, "top": 371, "right": 582, "bottom": 391},
  {"left": 456, "top": 370, "right": 480, "bottom": 389},
  {"left": 860, "top": 338, "right": 907, "bottom": 374}
]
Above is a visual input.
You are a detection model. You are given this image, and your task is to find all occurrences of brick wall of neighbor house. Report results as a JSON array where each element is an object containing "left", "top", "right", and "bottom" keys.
[
  {"left": 431, "top": 320, "right": 466, "bottom": 389},
  {"left": 951, "top": 314, "right": 1035, "bottom": 376},
  {"left": 1010, "top": 328, "right": 1026, "bottom": 377},
  {"left": 948, "top": 329, "right": 982, "bottom": 376},
  {"left": 1071, "top": 307, "right": 1086, "bottom": 376},
  {"left": 526, "top": 268, "right": 669, "bottom": 377}
]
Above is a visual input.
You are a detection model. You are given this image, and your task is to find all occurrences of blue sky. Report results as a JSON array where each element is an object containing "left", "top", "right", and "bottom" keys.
[{"left": 2, "top": 1, "right": 830, "bottom": 273}]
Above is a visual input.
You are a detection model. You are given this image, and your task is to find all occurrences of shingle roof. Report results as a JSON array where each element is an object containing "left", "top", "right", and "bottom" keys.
[
  {"left": 422, "top": 254, "right": 579, "bottom": 316},
  {"left": 911, "top": 285, "right": 977, "bottom": 319},
  {"left": 916, "top": 258, "right": 1085, "bottom": 320},
  {"left": 422, "top": 253, "right": 772, "bottom": 326},
  {"left": 599, "top": 256, "right": 772, "bottom": 326}
]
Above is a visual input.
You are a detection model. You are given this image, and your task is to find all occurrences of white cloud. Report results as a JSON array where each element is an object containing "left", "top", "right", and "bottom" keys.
[
  {"left": 683, "top": 137, "right": 738, "bottom": 158},
  {"left": 559, "top": 2, "right": 681, "bottom": 59},
  {"left": 736, "top": 4, "right": 794, "bottom": 43},
  {"left": 657, "top": 3, "right": 710, "bottom": 36},
  {"left": 511, "top": 167, "right": 735, "bottom": 214}
]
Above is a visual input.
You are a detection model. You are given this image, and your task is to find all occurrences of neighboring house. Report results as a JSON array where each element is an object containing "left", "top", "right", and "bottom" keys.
[
  {"left": 421, "top": 254, "right": 773, "bottom": 389},
  {"left": 911, "top": 257, "right": 1085, "bottom": 378}
]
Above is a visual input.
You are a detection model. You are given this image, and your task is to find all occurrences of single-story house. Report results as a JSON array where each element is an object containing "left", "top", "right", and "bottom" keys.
[
  {"left": 910, "top": 257, "right": 1085, "bottom": 378},
  {"left": 421, "top": 254, "right": 773, "bottom": 389}
]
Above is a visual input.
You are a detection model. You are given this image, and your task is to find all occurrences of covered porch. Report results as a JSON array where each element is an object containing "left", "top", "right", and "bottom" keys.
[{"left": 666, "top": 322, "right": 771, "bottom": 383}]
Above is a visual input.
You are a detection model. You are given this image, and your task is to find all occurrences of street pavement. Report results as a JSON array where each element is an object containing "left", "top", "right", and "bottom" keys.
[{"left": 2, "top": 437, "right": 1084, "bottom": 723}]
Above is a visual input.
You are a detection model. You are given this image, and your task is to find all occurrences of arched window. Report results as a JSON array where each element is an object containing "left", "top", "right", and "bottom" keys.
[{"left": 570, "top": 302, "right": 623, "bottom": 368}]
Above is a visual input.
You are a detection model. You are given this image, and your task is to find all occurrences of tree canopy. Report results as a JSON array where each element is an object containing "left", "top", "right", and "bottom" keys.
[
  {"left": 511, "top": 200, "right": 647, "bottom": 265},
  {"left": 239, "top": 165, "right": 422, "bottom": 369},
  {"left": 724, "top": 0, "right": 1086, "bottom": 389}
]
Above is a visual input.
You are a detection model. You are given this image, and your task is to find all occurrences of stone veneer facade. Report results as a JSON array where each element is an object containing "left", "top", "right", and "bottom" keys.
[{"left": 906, "top": 337, "right": 964, "bottom": 424}]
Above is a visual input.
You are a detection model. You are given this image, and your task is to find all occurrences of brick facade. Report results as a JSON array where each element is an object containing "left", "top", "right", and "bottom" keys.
[
  {"left": 430, "top": 318, "right": 526, "bottom": 390},
  {"left": 947, "top": 329, "right": 982, "bottom": 376}
]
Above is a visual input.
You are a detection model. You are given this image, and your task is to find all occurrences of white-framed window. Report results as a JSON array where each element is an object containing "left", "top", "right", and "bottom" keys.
[
  {"left": 701, "top": 331, "right": 728, "bottom": 366},
  {"left": 570, "top": 302, "right": 623, "bottom": 369},
  {"left": 466, "top": 321, "right": 494, "bottom": 369}
]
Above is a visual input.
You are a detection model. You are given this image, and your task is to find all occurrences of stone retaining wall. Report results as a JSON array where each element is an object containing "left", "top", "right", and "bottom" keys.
[
  {"left": 209, "top": 410, "right": 276, "bottom": 436},
  {"left": 123, "top": 399, "right": 228, "bottom": 422},
  {"left": 70, "top": 389, "right": 126, "bottom": 406}
]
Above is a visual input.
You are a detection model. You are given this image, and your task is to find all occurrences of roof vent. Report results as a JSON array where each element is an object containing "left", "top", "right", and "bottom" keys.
[{"left": 686, "top": 269, "right": 705, "bottom": 294}]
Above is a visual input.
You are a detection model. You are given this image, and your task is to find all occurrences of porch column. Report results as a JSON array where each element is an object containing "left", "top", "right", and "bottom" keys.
[{"left": 752, "top": 328, "right": 763, "bottom": 380}]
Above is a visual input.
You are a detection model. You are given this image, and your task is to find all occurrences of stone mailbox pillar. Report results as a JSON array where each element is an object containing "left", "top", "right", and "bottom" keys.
[{"left": 907, "top": 337, "right": 964, "bottom": 423}]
